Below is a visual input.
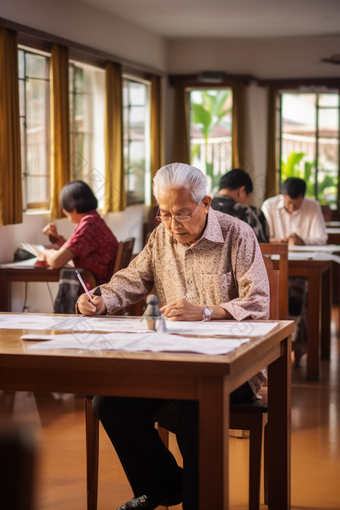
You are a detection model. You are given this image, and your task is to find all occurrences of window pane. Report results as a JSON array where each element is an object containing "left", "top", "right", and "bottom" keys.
[
  {"left": 281, "top": 93, "right": 316, "bottom": 197},
  {"left": 26, "top": 53, "right": 47, "bottom": 79},
  {"left": 25, "top": 80, "right": 47, "bottom": 178},
  {"left": 129, "top": 82, "right": 146, "bottom": 106},
  {"left": 317, "top": 169, "right": 338, "bottom": 207},
  {"left": 26, "top": 176, "right": 49, "bottom": 205},
  {"left": 19, "top": 80, "right": 25, "bottom": 117},
  {"left": 129, "top": 106, "right": 145, "bottom": 138},
  {"left": 319, "top": 94, "right": 339, "bottom": 107},
  {"left": 190, "top": 89, "right": 233, "bottom": 194},
  {"left": 318, "top": 109, "right": 339, "bottom": 138},
  {"left": 26, "top": 80, "right": 47, "bottom": 130},
  {"left": 18, "top": 50, "right": 24, "bottom": 79},
  {"left": 318, "top": 138, "right": 339, "bottom": 171}
]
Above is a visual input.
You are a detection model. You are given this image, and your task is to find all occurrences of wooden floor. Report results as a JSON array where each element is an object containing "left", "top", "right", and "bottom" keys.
[{"left": 1, "top": 311, "right": 340, "bottom": 510}]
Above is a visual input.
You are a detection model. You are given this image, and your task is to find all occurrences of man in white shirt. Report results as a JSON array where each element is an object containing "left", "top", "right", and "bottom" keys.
[
  {"left": 262, "top": 177, "right": 328, "bottom": 365},
  {"left": 262, "top": 177, "right": 327, "bottom": 246}
]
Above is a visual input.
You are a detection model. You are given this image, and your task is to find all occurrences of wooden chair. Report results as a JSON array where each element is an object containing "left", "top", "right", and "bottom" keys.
[
  {"left": 85, "top": 256, "right": 280, "bottom": 510},
  {"left": 260, "top": 243, "right": 288, "bottom": 319},
  {"left": 113, "top": 238, "right": 135, "bottom": 274}
]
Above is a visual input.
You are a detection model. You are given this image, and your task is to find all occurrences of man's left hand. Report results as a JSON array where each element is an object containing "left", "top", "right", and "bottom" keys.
[{"left": 160, "top": 298, "right": 204, "bottom": 321}]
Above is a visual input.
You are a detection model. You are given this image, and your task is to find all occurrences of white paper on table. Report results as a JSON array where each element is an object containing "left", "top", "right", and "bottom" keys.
[
  {"left": 289, "top": 244, "right": 340, "bottom": 253},
  {"left": 0, "top": 258, "right": 38, "bottom": 268},
  {"left": 26, "top": 331, "right": 250, "bottom": 355},
  {"left": 0, "top": 314, "right": 89, "bottom": 331},
  {"left": 164, "top": 321, "right": 279, "bottom": 337}
]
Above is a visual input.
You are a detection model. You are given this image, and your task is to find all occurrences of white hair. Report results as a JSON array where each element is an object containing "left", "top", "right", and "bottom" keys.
[{"left": 153, "top": 162, "right": 207, "bottom": 203}]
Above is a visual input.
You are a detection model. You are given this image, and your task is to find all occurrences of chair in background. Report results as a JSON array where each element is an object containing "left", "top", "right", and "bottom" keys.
[
  {"left": 113, "top": 238, "right": 135, "bottom": 274},
  {"left": 260, "top": 243, "right": 288, "bottom": 319},
  {"left": 85, "top": 255, "right": 280, "bottom": 510}
]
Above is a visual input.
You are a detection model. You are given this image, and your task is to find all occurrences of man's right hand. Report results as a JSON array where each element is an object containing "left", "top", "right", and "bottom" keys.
[
  {"left": 42, "top": 223, "right": 64, "bottom": 245},
  {"left": 77, "top": 293, "right": 106, "bottom": 315}
]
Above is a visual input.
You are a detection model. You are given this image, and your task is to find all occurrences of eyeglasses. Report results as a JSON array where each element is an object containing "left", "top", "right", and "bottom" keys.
[{"left": 156, "top": 199, "right": 203, "bottom": 223}]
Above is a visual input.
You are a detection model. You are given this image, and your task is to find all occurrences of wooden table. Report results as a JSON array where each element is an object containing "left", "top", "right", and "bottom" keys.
[
  {"left": 0, "top": 267, "right": 60, "bottom": 312},
  {"left": 273, "top": 258, "right": 332, "bottom": 381},
  {"left": 0, "top": 315, "right": 294, "bottom": 510}
]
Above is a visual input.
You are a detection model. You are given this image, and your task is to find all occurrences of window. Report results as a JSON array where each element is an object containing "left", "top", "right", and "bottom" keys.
[
  {"left": 280, "top": 92, "right": 340, "bottom": 209},
  {"left": 189, "top": 89, "right": 233, "bottom": 194},
  {"left": 123, "top": 77, "right": 151, "bottom": 206},
  {"left": 18, "top": 47, "right": 50, "bottom": 210},
  {"left": 69, "top": 61, "right": 105, "bottom": 209}
]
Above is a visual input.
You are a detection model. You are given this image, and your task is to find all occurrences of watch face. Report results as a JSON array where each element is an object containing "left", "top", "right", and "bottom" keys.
[{"left": 203, "top": 306, "right": 213, "bottom": 319}]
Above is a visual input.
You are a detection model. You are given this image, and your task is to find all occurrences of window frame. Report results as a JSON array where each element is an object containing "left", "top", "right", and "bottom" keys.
[
  {"left": 122, "top": 74, "right": 151, "bottom": 207},
  {"left": 279, "top": 90, "right": 340, "bottom": 210},
  {"left": 18, "top": 45, "right": 51, "bottom": 211}
]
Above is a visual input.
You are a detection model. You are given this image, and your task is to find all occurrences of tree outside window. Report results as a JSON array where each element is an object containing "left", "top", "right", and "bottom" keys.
[{"left": 189, "top": 89, "right": 233, "bottom": 194}]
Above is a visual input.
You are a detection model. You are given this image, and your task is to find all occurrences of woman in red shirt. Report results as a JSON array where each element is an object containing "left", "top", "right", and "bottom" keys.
[{"left": 41, "top": 181, "right": 118, "bottom": 284}]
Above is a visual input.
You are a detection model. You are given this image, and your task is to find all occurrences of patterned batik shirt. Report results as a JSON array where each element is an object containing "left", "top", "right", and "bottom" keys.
[
  {"left": 211, "top": 195, "right": 270, "bottom": 243},
  {"left": 97, "top": 208, "right": 270, "bottom": 395}
]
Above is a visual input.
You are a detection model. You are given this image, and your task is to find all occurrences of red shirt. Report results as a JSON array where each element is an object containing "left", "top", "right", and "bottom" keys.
[{"left": 64, "top": 211, "right": 118, "bottom": 284}]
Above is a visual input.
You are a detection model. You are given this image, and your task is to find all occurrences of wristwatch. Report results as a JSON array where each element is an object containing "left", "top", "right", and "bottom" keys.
[{"left": 202, "top": 305, "right": 213, "bottom": 321}]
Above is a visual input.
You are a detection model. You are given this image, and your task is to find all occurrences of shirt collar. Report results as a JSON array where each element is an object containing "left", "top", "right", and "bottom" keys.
[{"left": 277, "top": 195, "right": 304, "bottom": 215}]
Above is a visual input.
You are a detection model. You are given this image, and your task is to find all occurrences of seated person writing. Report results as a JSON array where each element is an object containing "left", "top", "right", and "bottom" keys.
[
  {"left": 262, "top": 177, "right": 327, "bottom": 364},
  {"left": 211, "top": 168, "right": 269, "bottom": 243},
  {"left": 261, "top": 177, "right": 327, "bottom": 246},
  {"left": 76, "top": 163, "right": 269, "bottom": 510},
  {"left": 41, "top": 180, "right": 119, "bottom": 285}
]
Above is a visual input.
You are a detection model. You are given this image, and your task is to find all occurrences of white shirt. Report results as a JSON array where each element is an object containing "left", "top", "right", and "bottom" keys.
[{"left": 261, "top": 195, "right": 328, "bottom": 246}]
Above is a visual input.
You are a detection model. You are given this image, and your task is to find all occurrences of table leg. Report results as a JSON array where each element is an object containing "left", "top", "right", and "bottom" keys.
[
  {"left": 0, "top": 273, "right": 11, "bottom": 312},
  {"left": 199, "top": 376, "right": 230, "bottom": 510},
  {"left": 268, "top": 335, "right": 291, "bottom": 510},
  {"left": 321, "top": 265, "right": 332, "bottom": 360},
  {"left": 306, "top": 269, "right": 321, "bottom": 381}
]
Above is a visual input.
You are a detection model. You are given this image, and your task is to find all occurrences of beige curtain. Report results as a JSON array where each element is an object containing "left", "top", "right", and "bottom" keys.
[
  {"left": 103, "top": 61, "right": 125, "bottom": 214},
  {"left": 49, "top": 44, "right": 70, "bottom": 219},
  {"left": 0, "top": 28, "right": 23, "bottom": 225},
  {"left": 172, "top": 83, "right": 190, "bottom": 164},
  {"left": 150, "top": 75, "right": 163, "bottom": 205},
  {"left": 265, "top": 86, "right": 280, "bottom": 199},
  {"left": 231, "top": 81, "right": 246, "bottom": 169}
]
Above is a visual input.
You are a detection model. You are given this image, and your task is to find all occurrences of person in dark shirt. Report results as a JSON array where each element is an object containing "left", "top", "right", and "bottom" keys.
[{"left": 211, "top": 168, "right": 269, "bottom": 243}]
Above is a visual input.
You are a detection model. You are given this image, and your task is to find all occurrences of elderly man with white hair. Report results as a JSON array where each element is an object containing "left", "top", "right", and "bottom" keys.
[{"left": 77, "top": 162, "right": 269, "bottom": 510}]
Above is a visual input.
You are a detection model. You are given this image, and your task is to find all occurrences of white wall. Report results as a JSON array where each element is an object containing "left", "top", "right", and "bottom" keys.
[
  {"left": 167, "top": 36, "right": 340, "bottom": 78},
  {"left": 1, "top": 0, "right": 167, "bottom": 71}
]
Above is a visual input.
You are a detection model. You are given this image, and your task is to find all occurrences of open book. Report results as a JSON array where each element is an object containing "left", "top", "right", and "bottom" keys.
[{"left": 20, "top": 243, "right": 46, "bottom": 258}]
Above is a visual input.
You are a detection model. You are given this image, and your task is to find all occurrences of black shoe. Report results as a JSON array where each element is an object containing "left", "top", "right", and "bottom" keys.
[{"left": 116, "top": 492, "right": 182, "bottom": 510}]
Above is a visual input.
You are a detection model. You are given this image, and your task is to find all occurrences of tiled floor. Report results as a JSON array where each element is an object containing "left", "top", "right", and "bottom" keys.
[{"left": 1, "top": 312, "right": 340, "bottom": 509}]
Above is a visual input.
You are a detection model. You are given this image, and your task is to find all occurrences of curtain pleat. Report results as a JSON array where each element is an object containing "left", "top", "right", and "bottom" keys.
[
  {"left": 0, "top": 28, "right": 23, "bottom": 225},
  {"left": 49, "top": 44, "right": 70, "bottom": 219},
  {"left": 231, "top": 81, "right": 246, "bottom": 169},
  {"left": 172, "top": 83, "right": 190, "bottom": 164},
  {"left": 103, "top": 61, "right": 125, "bottom": 214},
  {"left": 150, "top": 75, "right": 163, "bottom": 205},
  {"left": 265, "top": 86, "right": 280, "bottom": 199}
]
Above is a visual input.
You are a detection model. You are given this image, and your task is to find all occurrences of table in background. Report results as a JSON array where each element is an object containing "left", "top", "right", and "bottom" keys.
[
  {"left": 0, "top": 267, "right": 60, "bottom": 312},
  {"left": 273, "top": 257, "right": 332, "bottom": 381},
  {"left": 0, "top": 315, "right": 294, "bottom": 510}
]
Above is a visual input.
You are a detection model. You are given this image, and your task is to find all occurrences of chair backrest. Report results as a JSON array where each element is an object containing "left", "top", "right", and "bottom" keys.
[
  {"left": 78, "top": 269, "right": 99, "bottom": 290},
  {"left": 113, "top": 238, "right": 135, "bottom": 274},
  {"left": 260, "top": 243, "right": 288, "bottom": 319},
  {"left": 262, "top": 255, "right": 280, "bottom": 320}
]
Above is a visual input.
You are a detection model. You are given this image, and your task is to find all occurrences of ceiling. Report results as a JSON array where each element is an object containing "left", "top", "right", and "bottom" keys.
[{"left": 78, "top": 0, "right": 340, "bottom": 39}]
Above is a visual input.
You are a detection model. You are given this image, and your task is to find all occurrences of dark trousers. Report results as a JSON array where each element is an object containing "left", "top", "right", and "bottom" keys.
[{"left": 92, "top": 382, "right": 253, "bottom": 510}]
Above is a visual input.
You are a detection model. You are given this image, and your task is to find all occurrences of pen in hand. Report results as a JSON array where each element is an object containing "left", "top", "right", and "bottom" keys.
[{"left": 75, "top": 270, "right": 97, "bottom": 314}]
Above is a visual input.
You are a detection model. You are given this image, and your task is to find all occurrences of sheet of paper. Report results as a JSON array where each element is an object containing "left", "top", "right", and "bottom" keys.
[
  {"left": 26, "top": 331, "right": 250, "bottom": 355},
  {"left": 289, "top": 244, "right": 340, "bottom": 253},
  {"left": 164, "top": 320, "right": 279, "bottom": 337},
  {"left": 0, "top": 314, "right": 89, "bottom": 330},
  {"left": 0, "top": 257, "right": 38, "bottom": 268}
]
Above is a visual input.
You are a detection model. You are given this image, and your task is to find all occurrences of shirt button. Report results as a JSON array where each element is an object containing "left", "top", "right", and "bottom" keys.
[{"left": 187, "top": 280, "right": 192, "bottom": 285}]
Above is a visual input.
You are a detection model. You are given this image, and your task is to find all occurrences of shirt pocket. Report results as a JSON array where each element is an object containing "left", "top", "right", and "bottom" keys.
[{"left": 194, "top": 272, "right": 234, "bottom": 305}]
